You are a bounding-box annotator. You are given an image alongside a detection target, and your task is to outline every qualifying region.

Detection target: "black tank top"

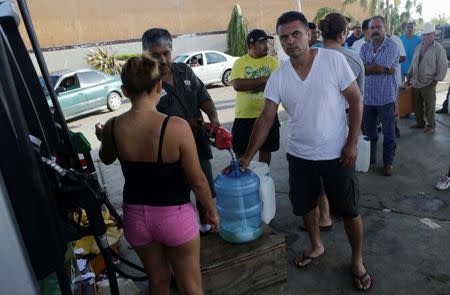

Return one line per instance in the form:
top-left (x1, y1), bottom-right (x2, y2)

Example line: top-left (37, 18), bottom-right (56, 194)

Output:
top-left (111, 116), bottom-right (190, 206)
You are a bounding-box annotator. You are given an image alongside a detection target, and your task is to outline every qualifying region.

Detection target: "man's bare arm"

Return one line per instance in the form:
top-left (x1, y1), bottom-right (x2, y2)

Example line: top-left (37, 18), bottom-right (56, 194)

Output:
top-left (232, 77), bottom-right (268, 92)
top-left (200, 99), bottom-right (220, 128)
top-left (340, 81), bottom-right (363, 167)
top-left (364, 64), bottom-right (395, 75)
top-left (240, 100), bottom-right (278, 169)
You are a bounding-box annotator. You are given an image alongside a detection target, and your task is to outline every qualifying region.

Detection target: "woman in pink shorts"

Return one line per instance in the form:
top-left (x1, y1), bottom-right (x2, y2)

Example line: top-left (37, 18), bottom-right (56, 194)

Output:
top-left (96, 54), bottom-right (220, 295)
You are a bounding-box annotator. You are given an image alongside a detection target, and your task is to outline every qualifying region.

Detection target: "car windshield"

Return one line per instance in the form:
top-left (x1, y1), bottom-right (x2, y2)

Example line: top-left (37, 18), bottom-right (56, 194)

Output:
top-left (173, 55), bottom-right (189, 63)
top-left (39, 75), bottom-right (59, 95)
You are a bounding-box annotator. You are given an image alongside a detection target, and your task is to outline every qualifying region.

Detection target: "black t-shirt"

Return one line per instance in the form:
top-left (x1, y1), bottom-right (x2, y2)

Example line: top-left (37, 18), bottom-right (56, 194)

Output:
top-left (157, 63), bottom-right (213, 160)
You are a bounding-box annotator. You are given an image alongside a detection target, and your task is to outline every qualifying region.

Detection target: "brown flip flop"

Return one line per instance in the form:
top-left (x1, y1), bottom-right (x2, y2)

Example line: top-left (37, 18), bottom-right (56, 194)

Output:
top-left (294, 250), bottom-right (326, 269)
top-left (352, 264), bottom-right (373, 292)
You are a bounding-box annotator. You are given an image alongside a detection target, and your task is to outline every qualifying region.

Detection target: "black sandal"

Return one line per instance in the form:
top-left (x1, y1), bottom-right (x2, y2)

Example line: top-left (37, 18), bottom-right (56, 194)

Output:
top-left (352, 265), bottom-right (373, 292)
top-left (293, 250), bottom-right (326, 269)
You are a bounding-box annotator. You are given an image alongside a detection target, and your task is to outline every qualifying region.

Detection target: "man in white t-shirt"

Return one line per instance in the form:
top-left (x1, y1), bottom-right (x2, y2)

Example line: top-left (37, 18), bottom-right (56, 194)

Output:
top-left (239, 11), bottom-right (372, 291)
top-left (352, 19), bottom-right (371, 54)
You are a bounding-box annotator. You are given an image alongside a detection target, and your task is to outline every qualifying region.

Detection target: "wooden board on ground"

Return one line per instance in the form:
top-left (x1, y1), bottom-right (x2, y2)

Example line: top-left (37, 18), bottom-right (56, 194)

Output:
top-left (200, 225), bottom-right (287, 295)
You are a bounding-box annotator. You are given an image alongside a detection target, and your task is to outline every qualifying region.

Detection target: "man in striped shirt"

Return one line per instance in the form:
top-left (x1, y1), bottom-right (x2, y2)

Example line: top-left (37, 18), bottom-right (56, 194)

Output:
top-left (360, 16), bottom-right (399, 176)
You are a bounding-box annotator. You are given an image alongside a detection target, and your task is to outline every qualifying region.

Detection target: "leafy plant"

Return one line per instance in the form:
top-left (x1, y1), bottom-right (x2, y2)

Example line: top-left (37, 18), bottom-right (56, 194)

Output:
top-left (312, 7), bottom-right (354, 24)
top-left (382, 0), bottom-right (423, 35)
top-left (431, 14), bottom-right (450, 26)
top-left (86, 47), bottom-right (122, 75)
top-left (114, 53), bottom-right (140, 61)
top-left (342, 0), bottom-right (416, 34)
top-left (226, 4), bottom-right (248, 57)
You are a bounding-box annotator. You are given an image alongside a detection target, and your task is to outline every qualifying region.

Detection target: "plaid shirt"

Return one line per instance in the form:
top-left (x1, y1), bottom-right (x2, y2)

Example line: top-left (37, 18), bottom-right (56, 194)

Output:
top-left (360, 37), bottom-right (399, 106)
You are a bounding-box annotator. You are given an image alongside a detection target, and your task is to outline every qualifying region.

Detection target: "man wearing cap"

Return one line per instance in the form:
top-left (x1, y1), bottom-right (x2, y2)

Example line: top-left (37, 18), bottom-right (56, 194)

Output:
top-left (346, 21), bottom-right (364, 47)
top-left (230, 29), bottom-right (280, 164)
top-left (406, 22), bottom-right (448, 134)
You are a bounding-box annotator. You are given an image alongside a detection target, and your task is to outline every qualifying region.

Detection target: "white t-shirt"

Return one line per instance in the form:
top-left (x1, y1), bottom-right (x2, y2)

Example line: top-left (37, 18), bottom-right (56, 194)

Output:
top-left (352, 38), bottom-right (367, 54)
top-left (389, 35), bottom-right (406, 85)
top-left (264, 48), bottom-right (356, 160)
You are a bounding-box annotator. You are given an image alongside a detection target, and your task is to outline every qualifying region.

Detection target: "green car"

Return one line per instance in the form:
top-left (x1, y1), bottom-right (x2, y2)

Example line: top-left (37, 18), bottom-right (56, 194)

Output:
top-left (40, 68), bottom-right (125, 120)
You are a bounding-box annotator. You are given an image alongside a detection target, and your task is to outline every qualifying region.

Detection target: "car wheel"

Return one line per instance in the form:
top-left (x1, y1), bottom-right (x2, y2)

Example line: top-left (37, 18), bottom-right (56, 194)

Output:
top-left (222, 69), bottom-right (232, 86)
top-left (107, 92), bottom-right (122, 111)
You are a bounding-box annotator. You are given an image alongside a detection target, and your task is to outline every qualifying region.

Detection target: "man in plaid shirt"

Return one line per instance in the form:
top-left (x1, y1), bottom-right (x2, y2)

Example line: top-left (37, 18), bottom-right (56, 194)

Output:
top-left (360, 16), bottom-right (399, 176)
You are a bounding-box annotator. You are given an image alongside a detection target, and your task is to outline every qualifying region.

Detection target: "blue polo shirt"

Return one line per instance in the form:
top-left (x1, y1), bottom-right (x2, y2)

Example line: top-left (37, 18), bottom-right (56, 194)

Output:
top-left (346, 33), bottom-right (363, 47)
top-left (400, 34), bottom-right (422, 76)
top-left (360, 37), bottom-right (399, 106)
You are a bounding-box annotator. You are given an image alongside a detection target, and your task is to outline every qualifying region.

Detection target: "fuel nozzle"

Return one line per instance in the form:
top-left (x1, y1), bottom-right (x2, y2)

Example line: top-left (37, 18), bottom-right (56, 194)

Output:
top-left (204, 123), bottom-right (233, 151)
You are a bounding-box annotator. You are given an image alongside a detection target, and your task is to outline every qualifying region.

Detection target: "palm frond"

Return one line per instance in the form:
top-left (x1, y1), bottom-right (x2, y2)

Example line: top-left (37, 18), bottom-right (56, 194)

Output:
top-left (313, 7), bottom-right (340, 24)
top-left (415, 2), bottom-right (423, 15)
top-left (86, 47), bottom-right (122, 75)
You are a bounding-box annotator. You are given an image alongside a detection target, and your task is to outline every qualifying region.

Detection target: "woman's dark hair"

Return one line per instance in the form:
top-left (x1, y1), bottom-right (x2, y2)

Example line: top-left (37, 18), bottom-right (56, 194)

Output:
top-left (318, 12), bottom-right (347, 41)
top-left (276, 11), bottom-right (308, 31)
top-left (121, 54), bottom-right (160, 98)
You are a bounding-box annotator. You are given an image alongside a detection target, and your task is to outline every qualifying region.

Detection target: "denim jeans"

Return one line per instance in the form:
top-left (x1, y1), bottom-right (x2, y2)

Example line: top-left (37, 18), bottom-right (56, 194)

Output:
top-left (363, 103), bottom-right (396, 165)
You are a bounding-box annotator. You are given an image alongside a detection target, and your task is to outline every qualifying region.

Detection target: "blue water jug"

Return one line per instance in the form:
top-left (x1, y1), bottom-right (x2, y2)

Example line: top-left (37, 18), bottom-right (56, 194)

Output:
top-left (215, 161), bottom-right (263, 243)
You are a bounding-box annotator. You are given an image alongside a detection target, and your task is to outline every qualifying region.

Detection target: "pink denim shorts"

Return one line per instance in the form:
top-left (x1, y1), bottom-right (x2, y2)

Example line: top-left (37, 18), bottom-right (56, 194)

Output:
top-left (122, 202), bottom-right (199, 248)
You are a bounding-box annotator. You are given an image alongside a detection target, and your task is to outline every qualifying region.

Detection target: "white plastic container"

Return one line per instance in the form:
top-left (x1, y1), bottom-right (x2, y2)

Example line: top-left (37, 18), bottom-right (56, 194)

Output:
top-left (248, 161), bottom-right (276, 224)
top-left (355, 135), bottom-right (370, 173)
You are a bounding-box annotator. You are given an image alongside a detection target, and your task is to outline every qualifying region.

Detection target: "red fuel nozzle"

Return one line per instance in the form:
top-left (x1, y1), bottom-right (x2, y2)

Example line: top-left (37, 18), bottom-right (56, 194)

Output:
top-left (204, 122), bottom-right (233, 150)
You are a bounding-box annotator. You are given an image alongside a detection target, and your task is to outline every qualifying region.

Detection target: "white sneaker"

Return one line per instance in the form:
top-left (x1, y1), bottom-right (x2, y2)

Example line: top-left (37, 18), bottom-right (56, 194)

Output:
top-left (435, 175), bottom-right (450, 190)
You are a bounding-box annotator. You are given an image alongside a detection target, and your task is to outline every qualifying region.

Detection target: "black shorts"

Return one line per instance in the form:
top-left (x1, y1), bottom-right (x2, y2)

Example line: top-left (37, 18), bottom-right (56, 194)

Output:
top-left (232, 115), bottom-right (280, 155)
top-left (199, 159), bottom-right (215, 198)
top-left (286, 153), bottom-right (360, 218)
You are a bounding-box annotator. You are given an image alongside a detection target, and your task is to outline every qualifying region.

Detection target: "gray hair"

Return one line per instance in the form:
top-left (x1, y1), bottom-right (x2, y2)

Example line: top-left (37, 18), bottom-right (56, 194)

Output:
top-left (141, 28), bottom-right (172, 51)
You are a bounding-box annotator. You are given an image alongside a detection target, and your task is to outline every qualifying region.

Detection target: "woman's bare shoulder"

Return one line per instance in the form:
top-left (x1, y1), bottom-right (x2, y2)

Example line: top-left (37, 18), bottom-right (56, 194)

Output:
top-left (168, 116), bottom-right (190, 130)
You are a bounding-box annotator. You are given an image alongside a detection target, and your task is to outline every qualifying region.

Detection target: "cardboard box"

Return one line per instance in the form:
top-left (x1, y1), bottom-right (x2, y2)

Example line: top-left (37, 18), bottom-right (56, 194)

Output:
top-left (398, 87), bottom-right (414, 118)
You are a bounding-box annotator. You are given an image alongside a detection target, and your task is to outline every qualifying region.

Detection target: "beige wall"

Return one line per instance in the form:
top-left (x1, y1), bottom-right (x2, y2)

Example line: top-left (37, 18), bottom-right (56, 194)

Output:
top-left (20, 0), bottom-right (368, 48)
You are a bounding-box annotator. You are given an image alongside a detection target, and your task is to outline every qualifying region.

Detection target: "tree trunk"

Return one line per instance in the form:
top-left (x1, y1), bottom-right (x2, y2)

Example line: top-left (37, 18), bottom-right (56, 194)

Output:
top-left (386, 0), bottom-right (391, 34)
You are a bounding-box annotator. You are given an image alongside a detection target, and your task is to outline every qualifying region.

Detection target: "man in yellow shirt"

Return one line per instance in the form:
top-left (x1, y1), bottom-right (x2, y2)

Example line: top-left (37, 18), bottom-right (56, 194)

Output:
top-left (230, 29), bottom-right (280, 164)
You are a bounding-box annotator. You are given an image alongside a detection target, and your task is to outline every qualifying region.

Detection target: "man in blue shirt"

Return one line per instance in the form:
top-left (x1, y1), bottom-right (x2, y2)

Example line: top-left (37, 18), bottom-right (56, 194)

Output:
top-left (346, 21), bottom-right (364, 47)
top-left (400, 22), bottom-right (422, 81)
top-left (360, 16), bottom-right (399, 176)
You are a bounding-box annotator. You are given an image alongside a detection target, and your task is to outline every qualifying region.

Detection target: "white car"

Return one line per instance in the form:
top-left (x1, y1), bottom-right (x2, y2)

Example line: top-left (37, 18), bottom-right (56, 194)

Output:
top-left (173, 50), bottom-right (238, 86)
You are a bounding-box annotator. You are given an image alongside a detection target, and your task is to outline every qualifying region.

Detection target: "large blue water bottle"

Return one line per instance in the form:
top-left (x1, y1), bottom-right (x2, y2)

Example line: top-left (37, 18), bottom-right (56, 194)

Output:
top-left (215, 160), bottom-right (263, 243)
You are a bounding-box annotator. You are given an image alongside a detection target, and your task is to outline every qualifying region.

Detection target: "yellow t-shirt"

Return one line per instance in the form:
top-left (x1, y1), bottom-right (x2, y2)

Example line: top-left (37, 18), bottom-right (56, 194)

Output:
top-left (230, 54), bottom-right (279, 118)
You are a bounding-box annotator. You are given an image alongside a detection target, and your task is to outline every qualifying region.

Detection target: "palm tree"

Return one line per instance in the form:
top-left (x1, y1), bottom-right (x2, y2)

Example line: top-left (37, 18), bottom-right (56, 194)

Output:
top-left (343, 0), bottom-right (401, 33)
top-left (312, 7), bottom-right (354, 24)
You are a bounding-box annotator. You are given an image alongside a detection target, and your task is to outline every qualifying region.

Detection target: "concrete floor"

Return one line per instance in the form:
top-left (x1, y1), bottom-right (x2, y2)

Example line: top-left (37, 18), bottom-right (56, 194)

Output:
top-left (95, 90), bottom-right (450, 294)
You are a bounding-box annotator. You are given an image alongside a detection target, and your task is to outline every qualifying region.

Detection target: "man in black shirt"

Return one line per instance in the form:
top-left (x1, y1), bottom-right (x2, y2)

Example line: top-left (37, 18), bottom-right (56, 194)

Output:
top-left (142, 28), bottom-right (220, 233)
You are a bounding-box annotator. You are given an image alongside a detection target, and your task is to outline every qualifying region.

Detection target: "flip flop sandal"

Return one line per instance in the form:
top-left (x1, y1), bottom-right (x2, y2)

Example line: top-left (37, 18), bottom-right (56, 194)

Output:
top-left (352, 266), bottom-right (373, 292)
top-left (293, 250), bottom-right (326, 269)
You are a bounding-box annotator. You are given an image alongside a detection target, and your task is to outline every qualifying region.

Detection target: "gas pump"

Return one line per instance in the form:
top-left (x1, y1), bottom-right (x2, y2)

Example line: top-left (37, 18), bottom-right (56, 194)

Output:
top-left (0, 1), bottom-right (146, 294)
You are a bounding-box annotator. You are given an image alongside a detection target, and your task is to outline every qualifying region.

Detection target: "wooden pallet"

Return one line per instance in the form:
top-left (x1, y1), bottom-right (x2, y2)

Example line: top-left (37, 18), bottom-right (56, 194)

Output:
top-left (200, 225), bottom-right (287, 295)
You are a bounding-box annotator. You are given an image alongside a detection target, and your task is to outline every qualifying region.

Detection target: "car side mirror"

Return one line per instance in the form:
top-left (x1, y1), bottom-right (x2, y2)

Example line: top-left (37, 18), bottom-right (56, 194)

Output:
top-left (55, 87), bottom-right (66, 94)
